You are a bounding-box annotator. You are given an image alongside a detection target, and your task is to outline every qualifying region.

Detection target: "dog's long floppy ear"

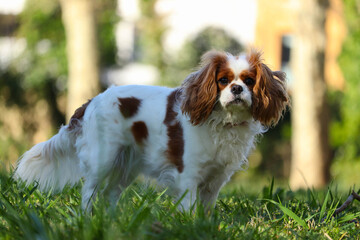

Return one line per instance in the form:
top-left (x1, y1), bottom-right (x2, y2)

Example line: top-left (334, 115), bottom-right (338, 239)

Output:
top-left (248, 50), bottom-right (290, 126)
top-left (181, 51), bottom-right (227, 125)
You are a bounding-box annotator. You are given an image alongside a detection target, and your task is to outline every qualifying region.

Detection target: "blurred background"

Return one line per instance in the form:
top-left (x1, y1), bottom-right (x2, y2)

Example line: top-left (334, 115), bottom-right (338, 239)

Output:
top-left (0, 0), bottom-right (359, 191)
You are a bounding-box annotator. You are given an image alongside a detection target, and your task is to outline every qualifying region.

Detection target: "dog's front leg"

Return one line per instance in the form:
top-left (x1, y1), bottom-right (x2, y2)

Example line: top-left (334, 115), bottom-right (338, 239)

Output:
top-left (198, 171), bottom-right (233, 210)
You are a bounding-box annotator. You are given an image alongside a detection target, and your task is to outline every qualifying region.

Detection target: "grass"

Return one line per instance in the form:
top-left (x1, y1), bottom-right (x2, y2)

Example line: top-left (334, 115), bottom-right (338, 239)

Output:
top-left (0, 170), bottom-right (359, 240)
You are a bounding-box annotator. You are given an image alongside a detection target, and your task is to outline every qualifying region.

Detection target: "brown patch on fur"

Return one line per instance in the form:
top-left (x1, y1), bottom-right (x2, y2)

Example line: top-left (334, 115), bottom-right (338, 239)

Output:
top-left (68, 99), bottom-right (92, 130)
top-left (164, 89), bottom-right (181, 125)
top-left (247, 49), bottom-right (290, 126)
top-left (166, 122), bottom-right (184, 173)
top-left (118, 97), bottom-right (141, 118)
top-left (131, 121), bottom-right (148, 145)
top-left (181, 51), bottom-right (228, 125)
top-left (164, 89), bottom-right (184, 173)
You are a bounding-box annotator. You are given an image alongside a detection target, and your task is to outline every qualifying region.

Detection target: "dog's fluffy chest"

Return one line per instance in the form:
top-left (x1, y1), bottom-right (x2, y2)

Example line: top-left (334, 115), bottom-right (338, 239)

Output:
top-left (180, 120), bottom-right (262, 177)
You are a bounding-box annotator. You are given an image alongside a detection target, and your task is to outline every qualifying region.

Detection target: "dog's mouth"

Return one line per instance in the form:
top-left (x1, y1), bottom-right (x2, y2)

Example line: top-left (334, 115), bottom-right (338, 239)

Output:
top-left (225, 97), bottom-right (251, 110)
top-left (221, 94), bottom-right (251, 110)
top-left (229, 97), bottom-right (245, 105)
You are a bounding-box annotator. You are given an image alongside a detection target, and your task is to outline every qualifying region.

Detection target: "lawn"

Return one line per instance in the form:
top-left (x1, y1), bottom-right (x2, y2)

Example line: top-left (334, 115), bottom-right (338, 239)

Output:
top-left (0, 170), bottom-right (359, 240)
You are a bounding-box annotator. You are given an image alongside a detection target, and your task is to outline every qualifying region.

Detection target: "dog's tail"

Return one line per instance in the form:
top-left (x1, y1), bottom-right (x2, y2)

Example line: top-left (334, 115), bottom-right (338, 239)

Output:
top-left (14, 125), bottom-right (81, 192)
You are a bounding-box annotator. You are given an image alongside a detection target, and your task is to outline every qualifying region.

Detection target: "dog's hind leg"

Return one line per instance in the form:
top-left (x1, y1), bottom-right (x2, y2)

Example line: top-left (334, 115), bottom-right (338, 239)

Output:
top-left (102, 146), bottom-right (141, 207)
top-left (77, 132), bottom-right (125, 211)
top-left (81, 176), bottom-right (99, 212)
top-left (80, 147), bottom-right (123, 212)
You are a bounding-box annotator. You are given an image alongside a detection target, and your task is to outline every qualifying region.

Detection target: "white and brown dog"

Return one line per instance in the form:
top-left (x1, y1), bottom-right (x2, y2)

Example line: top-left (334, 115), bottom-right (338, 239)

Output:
top-left (15, 49), bottom-right (289, 211)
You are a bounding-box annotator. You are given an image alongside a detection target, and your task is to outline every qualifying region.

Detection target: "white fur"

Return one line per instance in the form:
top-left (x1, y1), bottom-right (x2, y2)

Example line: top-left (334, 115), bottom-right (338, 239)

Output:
top-left (227, 53), bottom-right (249, 75)
top-left (15, 126), bottom-right (81, 191)
top-left (15, 54), bottom-right (269, 211)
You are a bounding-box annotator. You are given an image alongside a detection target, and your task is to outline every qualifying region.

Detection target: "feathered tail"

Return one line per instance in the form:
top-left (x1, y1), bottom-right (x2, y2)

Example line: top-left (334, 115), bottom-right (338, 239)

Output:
top-left (14, 125), bottom-right (81, 191)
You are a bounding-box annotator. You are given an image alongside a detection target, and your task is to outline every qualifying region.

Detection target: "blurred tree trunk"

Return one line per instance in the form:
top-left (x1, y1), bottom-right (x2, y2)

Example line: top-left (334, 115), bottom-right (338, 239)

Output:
top-left (60, 0), bottom-right (100, 121)
top-left (290, 0), bottom-right (330, 189)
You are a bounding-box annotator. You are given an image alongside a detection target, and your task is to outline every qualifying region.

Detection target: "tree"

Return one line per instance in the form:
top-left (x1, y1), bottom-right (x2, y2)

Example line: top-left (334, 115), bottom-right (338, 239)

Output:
top-left (59, 0), bottom-right (101, 120)
top-left (290, 0), bottom-right (330, 189)
top-left (331, 0), bottom-right (360, 185)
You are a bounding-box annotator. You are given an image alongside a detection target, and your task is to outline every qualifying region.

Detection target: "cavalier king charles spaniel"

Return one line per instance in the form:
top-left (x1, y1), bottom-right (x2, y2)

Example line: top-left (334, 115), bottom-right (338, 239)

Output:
top-left (15, 49), bottom-right (289, 211)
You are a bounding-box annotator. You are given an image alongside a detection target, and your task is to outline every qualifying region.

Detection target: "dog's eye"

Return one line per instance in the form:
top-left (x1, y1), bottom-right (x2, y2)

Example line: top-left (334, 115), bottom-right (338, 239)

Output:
top-left (218, 77), bottom-right (229, 85)
top-left (244, 78), bottom-right (255, 86)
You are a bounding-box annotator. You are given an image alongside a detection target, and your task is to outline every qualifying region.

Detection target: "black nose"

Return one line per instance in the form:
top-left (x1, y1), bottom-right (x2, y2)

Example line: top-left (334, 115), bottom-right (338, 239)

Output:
top-left (231, 85), bottom-right (243, 95)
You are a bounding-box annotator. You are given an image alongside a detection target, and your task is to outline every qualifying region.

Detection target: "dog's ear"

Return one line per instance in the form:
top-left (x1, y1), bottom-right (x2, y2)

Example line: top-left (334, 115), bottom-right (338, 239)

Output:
top-left (181, 51), bottom-right (227, 125)
top-left (248, 50), bottom-right (290, 126)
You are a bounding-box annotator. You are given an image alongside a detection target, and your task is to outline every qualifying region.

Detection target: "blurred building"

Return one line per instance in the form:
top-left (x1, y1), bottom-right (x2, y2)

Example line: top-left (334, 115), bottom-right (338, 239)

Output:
top-left (255, 0), bottom-right (346, 90)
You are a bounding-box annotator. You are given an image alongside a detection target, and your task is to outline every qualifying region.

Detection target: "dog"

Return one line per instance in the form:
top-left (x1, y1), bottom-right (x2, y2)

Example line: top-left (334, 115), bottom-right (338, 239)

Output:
top-left (15, 49), bottom-right (289, 211)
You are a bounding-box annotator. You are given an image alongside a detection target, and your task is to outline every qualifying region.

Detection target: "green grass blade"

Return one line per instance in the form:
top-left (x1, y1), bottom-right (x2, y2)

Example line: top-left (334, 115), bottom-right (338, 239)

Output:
top-left (268, 177), bottom-right (274, 199)
top-left (267, 199), bottom-right (308, 229)
top-left (169, 189), bottom-right (188, 214)
top-left (337, 212), bottom-right (360, 224)
top-left (319, 189), bottom-right (330, 223)
top-left (127, 201), bottom-right (151, 231)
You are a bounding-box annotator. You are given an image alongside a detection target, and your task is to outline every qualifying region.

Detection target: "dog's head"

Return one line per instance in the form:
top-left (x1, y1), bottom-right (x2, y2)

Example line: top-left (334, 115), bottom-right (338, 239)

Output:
top-left (181, 49), bottom-right (289, 126)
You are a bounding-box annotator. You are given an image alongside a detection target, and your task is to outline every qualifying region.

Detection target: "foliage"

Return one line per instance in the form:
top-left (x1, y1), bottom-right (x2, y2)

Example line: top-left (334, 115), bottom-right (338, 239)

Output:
top-left (94, 0), bottom-right (119, 67)
top-left (17, 0), bottom-right (67, 93)
top-left (0, 0), bottom-right (118, 167)
top-left (177, 27), bottom-right (244, 69)
top-left (330, 0), bottom-right (360, 185)
top-left (256, 111), bottom-right (292, 178)
top-left (136, 0), bottom-right (167, 68)
top-left (1, 170), bottom-right (359, 239)
top-left (16, 0), bottom-right (118, 91)
top-left (162, 27), bottom-right (244, 87)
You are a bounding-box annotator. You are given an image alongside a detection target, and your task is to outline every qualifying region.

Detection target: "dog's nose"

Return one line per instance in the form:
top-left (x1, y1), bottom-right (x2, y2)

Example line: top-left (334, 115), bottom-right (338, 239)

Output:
top-left (231, 85), bottom-right (243, 95)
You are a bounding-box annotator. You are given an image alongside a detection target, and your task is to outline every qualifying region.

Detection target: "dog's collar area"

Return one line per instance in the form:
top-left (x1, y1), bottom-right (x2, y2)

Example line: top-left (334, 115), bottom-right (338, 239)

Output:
top-left (224, 121), bottom-right (248, 128)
